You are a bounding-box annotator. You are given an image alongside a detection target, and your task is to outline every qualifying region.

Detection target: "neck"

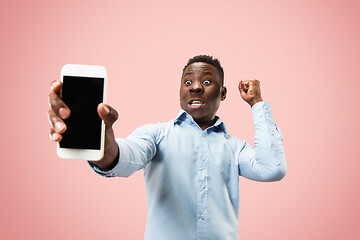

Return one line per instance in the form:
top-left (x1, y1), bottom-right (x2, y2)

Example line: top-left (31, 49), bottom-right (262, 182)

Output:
top-left (196, 117), bottom-right (218, 130)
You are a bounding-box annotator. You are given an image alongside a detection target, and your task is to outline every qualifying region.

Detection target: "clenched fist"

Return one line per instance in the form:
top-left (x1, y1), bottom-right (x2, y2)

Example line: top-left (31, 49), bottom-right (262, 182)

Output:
top-left (238, 79), bottom-right (263, 107)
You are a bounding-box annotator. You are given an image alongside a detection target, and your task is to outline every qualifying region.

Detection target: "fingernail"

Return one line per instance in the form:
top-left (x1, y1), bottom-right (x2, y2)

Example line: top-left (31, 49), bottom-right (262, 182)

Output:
top-left (103, 106), bottom-right (110, 115)
top-left (54, 122), bottom-right (64, 132)
top-left (51, 81), bottom-right (58, 91)
top-left (59, 107), bottom-right (69, 118)
top-left (53, 133), bottom-right (60, 141)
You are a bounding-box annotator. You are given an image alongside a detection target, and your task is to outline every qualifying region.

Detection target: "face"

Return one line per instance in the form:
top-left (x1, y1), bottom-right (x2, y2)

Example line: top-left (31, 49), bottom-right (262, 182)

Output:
top-left (180, 62), bottom-right (227, 130)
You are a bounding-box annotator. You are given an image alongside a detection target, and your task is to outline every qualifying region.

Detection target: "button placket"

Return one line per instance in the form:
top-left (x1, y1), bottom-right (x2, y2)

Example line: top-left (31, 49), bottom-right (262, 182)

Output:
top-left (196, 132), bottom-right (208, 238)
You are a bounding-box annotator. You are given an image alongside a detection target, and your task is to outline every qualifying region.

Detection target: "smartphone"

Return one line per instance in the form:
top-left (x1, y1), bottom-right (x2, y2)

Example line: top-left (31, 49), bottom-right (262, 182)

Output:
top-left (57, 64), bottom-right (107, 160)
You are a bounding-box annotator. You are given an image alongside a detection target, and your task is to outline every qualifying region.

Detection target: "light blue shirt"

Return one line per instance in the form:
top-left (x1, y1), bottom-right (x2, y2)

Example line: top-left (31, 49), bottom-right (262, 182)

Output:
top-left (90, 101), bottom-right (287, 240)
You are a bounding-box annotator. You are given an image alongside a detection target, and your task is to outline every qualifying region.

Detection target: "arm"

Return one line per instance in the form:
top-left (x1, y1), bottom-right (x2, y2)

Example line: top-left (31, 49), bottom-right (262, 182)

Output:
top-left (237, 80), bottom-right (287, 182)
top-left (49, 80), bottom-right (157, 177)
top-left (90, 124), bottom-right (159, 177)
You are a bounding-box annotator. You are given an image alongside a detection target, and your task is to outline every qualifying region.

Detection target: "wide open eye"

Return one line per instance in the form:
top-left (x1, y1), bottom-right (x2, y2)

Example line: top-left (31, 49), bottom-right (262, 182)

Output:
top-left (185, 80), bottom-right (192, 86)
top-left (203, 80), bottom-right (211, 85)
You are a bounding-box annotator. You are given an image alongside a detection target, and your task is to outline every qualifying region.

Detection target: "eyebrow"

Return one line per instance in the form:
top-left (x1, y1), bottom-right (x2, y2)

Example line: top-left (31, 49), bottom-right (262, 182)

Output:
top-left (203, 71), bottom-right (214, 76)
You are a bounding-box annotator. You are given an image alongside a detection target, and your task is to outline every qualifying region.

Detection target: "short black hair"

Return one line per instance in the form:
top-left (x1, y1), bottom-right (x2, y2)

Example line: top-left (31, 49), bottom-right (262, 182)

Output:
top-left (182, 55), bottom-right (224, 85)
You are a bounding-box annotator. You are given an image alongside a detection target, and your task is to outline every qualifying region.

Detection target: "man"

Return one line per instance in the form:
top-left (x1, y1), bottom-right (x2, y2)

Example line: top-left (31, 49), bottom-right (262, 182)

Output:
top-left (48, 55), bottom-right (287, 240)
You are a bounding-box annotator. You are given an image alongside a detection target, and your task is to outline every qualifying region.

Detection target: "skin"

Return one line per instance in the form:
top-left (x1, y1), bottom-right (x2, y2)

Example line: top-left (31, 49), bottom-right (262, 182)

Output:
top-left (48, 61), bottom-right (263, 169)
top-left (180, 62), bottom-right (227, 130)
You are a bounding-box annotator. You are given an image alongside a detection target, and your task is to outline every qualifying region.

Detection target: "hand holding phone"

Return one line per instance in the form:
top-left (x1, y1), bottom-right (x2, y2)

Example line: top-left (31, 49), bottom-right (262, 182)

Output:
top-left (48, 64), bottom-right (119, 164)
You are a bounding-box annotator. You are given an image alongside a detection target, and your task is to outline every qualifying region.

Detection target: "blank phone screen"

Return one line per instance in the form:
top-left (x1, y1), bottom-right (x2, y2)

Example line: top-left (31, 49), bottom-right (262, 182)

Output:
top-left (60, 76), bottom-right (104, 150)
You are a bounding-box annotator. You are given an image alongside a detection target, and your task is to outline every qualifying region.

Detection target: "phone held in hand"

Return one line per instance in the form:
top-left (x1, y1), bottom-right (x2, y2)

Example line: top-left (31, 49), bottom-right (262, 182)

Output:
top-left (57, 64), bottom-right (107, 160)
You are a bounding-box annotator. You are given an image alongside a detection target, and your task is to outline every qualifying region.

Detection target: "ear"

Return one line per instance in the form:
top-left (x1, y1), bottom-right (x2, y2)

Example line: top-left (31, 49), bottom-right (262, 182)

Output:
top-left (221, 86), bottom-right (227, 101)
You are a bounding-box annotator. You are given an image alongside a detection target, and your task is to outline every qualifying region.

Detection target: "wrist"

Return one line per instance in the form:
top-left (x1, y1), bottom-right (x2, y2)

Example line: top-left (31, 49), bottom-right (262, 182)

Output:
top-left (249, 97), bottom-right (263, 107)
top-left (89, 143), bottom-right (119, 171)
top-left (99, 147), bottom-right (119, 171)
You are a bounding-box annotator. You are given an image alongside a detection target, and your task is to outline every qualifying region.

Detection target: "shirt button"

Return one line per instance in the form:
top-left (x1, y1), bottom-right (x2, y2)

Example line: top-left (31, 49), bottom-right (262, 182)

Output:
top-left (200, 184), bottom-right (206, 189)
top-left (200, 215), bottom-right (205, 220)
top-left (271, 131), bottom-right (274, 136)
top-left (202, 157), bottom-right (206, 161)
top-left (201, 132), bottom-right (206, 137)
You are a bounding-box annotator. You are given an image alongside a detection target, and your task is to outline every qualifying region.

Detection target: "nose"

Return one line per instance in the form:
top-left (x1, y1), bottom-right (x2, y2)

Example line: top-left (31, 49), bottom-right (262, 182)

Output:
top-left (189, 82), bottom-right (203, 93)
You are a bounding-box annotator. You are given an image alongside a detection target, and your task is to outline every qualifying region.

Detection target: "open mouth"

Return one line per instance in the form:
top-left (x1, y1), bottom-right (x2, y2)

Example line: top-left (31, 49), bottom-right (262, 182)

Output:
top-left (188, 99), bottom-right (205, 109)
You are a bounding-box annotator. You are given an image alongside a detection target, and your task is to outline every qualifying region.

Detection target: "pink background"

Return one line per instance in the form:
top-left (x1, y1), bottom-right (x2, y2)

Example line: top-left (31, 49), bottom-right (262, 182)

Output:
top-left (1, 0), bottom-right (359, 239)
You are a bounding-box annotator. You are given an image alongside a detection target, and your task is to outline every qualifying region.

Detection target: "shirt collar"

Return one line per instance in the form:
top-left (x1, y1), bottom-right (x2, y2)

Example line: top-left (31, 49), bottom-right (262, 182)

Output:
top-left (174, 109), bottom-right (228, 136)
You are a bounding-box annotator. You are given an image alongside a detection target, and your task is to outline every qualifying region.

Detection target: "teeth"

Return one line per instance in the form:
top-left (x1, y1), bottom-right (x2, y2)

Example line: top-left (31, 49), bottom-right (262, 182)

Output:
top-left (191, 100), bottom-right (203, 105)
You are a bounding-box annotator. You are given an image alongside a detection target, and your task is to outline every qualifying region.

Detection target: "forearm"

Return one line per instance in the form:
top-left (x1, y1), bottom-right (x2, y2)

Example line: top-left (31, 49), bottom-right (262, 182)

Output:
top-left (88, 139), bottom-right (146, 178)
top-left (239, 102), bottom-right (287, 181)
top-left (249, 97), bottom-right (263, 108)
top-left (88, 124), bottom-right (159, 178)
top-left (88, 140), bottom-right (119, 171)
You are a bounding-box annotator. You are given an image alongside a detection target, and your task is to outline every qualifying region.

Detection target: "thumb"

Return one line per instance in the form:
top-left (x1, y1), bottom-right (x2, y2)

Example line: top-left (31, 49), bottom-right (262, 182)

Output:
top-left (98, 103), bottom-right (119, 129)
